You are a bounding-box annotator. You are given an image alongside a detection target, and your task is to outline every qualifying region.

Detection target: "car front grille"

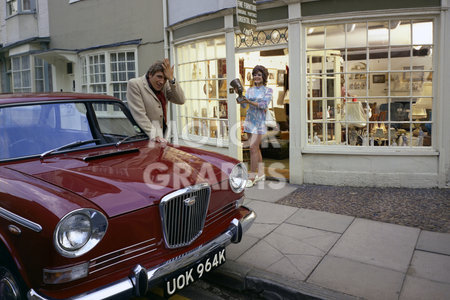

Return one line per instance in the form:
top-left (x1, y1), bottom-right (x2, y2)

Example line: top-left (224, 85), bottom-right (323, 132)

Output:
top-left (159, 183), bottom-right (211, 249)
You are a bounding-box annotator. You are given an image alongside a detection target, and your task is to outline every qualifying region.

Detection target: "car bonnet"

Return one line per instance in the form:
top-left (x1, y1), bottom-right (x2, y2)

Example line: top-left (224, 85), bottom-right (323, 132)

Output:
top-left (6, 144), bottom-right (227, 217)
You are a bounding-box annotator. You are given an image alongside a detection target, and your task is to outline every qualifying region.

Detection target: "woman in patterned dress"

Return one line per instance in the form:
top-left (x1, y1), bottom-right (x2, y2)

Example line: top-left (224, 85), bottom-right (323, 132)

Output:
top-left (240, 65), bottom-right (273, 187)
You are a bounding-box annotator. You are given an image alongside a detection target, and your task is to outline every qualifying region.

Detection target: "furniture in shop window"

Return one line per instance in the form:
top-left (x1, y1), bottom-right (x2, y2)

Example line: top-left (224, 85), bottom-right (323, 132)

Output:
top-left (306, 50), bottom-right (342, 144)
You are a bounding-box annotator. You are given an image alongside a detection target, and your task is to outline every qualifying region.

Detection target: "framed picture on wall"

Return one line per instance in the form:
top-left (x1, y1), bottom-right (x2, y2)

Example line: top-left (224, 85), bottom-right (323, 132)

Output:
top-left (372, 74), bottom-right (386, 84)
top-left (403, 66), bottom-right (424, 82)
top-left (277, 70), bottom-right (285, 86)
top-left (244, 68), bottom-right (253, 86)
top-left (268, 69), bottom-right (277, 85)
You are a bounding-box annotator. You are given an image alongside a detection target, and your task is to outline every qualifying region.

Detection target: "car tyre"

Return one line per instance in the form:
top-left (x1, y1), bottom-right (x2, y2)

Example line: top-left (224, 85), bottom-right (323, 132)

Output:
top-left (0, 265), bottom-right (26, 300)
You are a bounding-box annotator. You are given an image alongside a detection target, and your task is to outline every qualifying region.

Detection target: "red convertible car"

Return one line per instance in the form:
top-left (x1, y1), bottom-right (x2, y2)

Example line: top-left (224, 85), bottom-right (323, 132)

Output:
top-left (0, 93), bottom-right (254, 299)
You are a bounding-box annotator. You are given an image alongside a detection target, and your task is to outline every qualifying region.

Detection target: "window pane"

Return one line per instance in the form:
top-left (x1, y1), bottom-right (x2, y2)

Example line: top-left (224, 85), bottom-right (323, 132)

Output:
top-left (368, 22), bottom-right (388, 46)
top-left (413, 21), bottom-right (433, 45)
top-left (325, 25), bottom-right (345, 49)
top-left (306, 26), bottom-right (324, 49)
top-left (391, 20), bottom-right (411, 46)
top-left (347, 23), bottom-right (366, 48)
top-left (22, 0), bottom-right (31, 10)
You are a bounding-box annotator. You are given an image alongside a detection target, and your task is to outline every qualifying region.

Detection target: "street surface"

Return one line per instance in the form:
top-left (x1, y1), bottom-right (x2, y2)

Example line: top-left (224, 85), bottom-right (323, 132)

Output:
top-left (134, 278), bottom-right (261, 300)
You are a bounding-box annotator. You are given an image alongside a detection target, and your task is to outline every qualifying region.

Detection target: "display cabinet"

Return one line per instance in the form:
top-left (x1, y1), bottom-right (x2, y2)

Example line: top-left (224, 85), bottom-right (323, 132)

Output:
top-left (306, 50), bottom-right (342, 144)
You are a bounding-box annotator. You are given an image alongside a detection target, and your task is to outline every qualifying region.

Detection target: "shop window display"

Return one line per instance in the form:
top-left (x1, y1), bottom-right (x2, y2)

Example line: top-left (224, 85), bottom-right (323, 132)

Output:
top-left (306, 20), bottom-right (433, 147)
top-left (175, 37), bottom-right (229, 143)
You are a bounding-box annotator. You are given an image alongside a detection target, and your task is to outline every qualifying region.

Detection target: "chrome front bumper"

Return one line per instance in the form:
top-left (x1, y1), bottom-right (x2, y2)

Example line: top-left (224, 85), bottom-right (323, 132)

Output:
top-left (28, 208), bottom-right (256, 300)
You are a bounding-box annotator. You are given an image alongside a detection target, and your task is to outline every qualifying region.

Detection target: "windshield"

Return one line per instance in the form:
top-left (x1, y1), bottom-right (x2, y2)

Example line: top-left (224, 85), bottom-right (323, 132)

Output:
top-left (0, 101), bottom-right (146, 160)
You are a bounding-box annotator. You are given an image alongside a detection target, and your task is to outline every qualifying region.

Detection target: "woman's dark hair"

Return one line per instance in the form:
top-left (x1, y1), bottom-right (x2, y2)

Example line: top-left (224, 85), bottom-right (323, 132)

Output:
top-left (252, 65), bottom-right (269, 86)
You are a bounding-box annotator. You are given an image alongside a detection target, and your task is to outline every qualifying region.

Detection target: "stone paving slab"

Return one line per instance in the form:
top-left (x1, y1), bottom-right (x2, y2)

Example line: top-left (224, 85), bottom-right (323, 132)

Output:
top-left (226, 234), bottom-right (259, 261)
top-left (408, 250), bottom-right (450, 284)
top-left (237, 223), bottom-right (340, 281)
top-left (236, 239), bottom-right (285, 270)
top-left (308, 255), bottom-right (404, 300)
top-left (287, 208), bottom-right (355, 233)
top-left (244, 181), bottom-right (297, 203)
top-left (416, 230), bottom-right (450, 255)
top-left (329, 218), bottom-right (420, 272)
top-left (244, 222), bottom-right (278, 239)
top-left (399, 275), bottom-right (450, 300)
top-left (244, 200), bottom-right (298, 225)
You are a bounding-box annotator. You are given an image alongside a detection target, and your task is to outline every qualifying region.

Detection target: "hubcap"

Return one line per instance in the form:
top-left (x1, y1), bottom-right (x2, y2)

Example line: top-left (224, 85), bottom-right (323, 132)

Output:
top-left (0, 267), bottom-right (20, 300)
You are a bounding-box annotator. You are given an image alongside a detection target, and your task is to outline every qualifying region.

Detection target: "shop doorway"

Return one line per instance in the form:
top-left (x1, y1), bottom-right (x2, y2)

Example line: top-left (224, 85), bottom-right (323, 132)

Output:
top-left (236, 49), bottom-right (289, 180)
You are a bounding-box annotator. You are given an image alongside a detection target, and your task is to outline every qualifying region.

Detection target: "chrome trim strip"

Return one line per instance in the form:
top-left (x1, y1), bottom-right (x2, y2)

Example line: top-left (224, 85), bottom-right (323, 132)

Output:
top-left (89, 238), bottom-right (156, 262)
top-left (89, 249), bottom-right (158, 275)
top-left (27, 209), bottom-right (256, 300)
top-left (89, 243), bottom-right (158, 269)
top-left (0, 207), bottom-right (42, 232)
top-left (205, 205), bottom-right (235, 228)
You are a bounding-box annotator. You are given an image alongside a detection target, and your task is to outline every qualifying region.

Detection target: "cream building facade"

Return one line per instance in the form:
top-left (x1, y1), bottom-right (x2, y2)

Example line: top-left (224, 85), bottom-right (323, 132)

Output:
top-left (165, 0), bottom-right (450, 188)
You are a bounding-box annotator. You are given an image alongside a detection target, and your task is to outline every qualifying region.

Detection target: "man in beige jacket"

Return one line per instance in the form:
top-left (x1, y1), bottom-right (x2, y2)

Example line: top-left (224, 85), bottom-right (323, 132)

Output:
top-left (127, 58), bottom-right (185, 143)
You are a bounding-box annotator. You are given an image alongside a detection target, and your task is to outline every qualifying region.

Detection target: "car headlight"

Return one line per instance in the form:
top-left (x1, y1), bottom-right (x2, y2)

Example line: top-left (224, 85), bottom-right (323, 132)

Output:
top-left (229, 162), bottom-right (248, 193)
top-left (54, 209), bottom-right (108, 258)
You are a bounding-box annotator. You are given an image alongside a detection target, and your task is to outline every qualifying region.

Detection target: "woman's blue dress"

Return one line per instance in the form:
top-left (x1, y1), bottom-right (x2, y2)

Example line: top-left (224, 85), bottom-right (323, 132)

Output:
top-left (241, 86), bottom-right (273, 135)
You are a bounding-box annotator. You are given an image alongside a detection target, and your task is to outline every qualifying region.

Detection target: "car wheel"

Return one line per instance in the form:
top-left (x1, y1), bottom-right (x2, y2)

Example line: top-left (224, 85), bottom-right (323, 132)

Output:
top-left (0, 266), bottom-right (25, 300)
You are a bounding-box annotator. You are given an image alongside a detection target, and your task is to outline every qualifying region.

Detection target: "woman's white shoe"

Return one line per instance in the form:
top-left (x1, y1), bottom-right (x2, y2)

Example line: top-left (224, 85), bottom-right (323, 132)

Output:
top-left (245, 178), bottom-right (254, 188)
top-left (254, 174), bottom-right (266, 183)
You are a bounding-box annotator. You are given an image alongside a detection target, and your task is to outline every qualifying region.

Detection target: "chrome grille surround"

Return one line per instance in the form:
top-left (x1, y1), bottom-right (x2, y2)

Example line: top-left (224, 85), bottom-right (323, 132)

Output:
top-left (159, 183), bottom-right (211, 249)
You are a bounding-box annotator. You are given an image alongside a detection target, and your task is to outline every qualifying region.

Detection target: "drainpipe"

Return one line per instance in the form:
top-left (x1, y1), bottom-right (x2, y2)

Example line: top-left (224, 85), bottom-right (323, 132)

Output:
top-left (163, 0), bottom-right (169, 59)
top-left (163, 0), bottom-right (176, 141)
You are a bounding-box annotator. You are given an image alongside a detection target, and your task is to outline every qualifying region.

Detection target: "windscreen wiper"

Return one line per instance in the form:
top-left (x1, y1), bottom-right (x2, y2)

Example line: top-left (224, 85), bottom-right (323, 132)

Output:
top-left (40, 139), bottom-right (100, 160)
top-left (115, 133), bottom-right (148, 147)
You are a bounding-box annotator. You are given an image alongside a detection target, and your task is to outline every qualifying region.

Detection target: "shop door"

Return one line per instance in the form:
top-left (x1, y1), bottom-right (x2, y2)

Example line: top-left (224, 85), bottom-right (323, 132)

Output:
top-left (236, 49), bottom-right (289, 180)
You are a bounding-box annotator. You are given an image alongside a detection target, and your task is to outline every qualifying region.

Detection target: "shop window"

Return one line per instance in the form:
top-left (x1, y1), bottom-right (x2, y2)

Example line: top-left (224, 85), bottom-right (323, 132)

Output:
top-left (306, 20), bottom-right (433, 148)
top-left (175, 36), bottom-right (229, 143)
top-left (11, 55), bottom-right (31, 93)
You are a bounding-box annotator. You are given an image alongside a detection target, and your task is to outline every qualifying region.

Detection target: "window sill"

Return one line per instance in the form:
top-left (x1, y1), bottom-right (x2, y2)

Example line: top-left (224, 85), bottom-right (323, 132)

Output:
top-left (6, 11), bottom-right (36, 20)
top-left (177, 135), bottom-right (229, 148)
top-left (302, 145), bottom-right (439, 156)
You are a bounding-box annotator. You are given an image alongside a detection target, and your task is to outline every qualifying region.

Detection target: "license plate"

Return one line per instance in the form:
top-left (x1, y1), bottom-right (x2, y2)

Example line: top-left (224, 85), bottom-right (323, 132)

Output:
top-left (164, 247), bottom-right (226, 296)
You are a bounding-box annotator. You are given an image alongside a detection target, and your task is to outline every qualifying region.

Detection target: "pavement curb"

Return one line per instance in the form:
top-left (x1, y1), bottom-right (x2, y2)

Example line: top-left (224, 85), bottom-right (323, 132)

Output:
top-left (208, 261), bottom-right (360, 300)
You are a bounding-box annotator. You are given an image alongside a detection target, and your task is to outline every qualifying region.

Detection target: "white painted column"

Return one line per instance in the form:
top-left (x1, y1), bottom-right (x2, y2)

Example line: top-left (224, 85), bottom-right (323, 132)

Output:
top-left (438, 0), bottom-right (450, 187)
top-left (288, 2), bottom-right (303, 184)
top-left (225, 14), bottom-right (242, 160)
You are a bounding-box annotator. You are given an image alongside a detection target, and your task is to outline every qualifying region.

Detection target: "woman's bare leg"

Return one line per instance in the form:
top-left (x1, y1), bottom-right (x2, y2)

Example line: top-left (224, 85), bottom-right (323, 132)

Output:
top-left (248, 133), bottom-right (263, 178)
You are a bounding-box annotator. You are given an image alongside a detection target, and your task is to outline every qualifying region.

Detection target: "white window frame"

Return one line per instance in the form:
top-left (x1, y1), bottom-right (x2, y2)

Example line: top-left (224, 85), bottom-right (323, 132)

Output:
top-left (6, 0), bottom-right (34, 17)
top-left (303, 17), bottom-right (435, 150)
top-left (11, 55), bottom-right (31, 92)
top-left (81, 47), bottom-right (137, 101)
top-left (109, 51), bottom-right (137, 104)
top-left (174, 35), bottom-right (229, 146)
top-left (34, 57), bottom-right (52, 92)
top-left (80, 47), bottom-right (137, 115)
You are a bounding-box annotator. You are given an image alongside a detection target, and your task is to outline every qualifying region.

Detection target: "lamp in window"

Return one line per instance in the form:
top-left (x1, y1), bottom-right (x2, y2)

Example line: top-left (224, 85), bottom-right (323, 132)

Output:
top-left (345, 101), bottom-right (367, 128)
top-left (411, 98), bottom-right (430, 120)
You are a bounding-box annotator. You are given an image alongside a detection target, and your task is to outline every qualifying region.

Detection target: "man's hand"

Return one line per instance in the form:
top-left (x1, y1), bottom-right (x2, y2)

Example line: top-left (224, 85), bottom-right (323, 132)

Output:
top-left (155, 136), bottom-right (168, 143)
top-left (162, 58), bottom-right (174, 82)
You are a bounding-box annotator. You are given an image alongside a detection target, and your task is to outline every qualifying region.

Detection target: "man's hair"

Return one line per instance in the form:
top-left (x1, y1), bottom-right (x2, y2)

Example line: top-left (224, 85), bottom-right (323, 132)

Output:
top-left (147, 61), bottom-right (165, 76)
top-left (252, 65), bottom-right (269, 86)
